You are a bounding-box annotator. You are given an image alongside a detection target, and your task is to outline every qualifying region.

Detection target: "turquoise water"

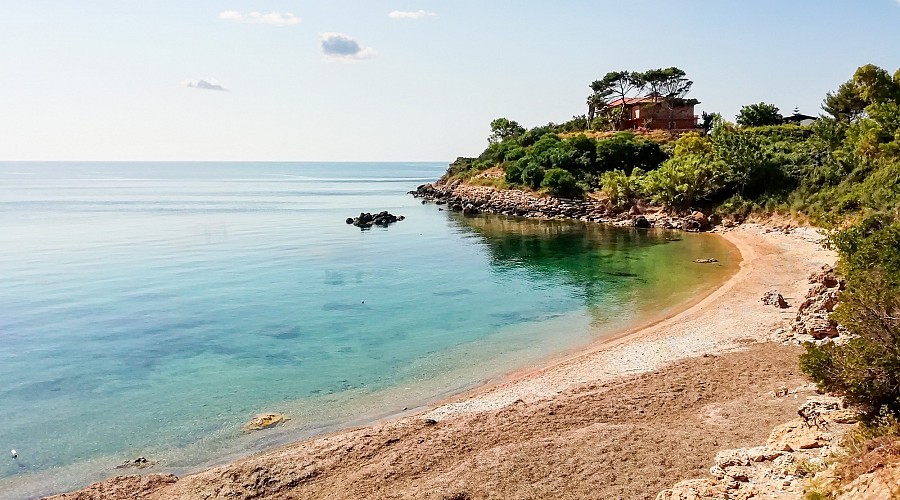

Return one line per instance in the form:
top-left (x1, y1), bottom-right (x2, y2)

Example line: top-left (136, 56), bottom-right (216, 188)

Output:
top-left (0, 162), bottom-right (736, 498)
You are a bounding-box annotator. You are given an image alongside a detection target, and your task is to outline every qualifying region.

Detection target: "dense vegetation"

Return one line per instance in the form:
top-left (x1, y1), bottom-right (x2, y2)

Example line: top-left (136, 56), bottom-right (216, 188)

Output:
top-left (450, 64), bottom-right (900, 226)
top-left (800, 215), bottom-right (900, 417)
top-left (450, 64), bottom-right (900, 427)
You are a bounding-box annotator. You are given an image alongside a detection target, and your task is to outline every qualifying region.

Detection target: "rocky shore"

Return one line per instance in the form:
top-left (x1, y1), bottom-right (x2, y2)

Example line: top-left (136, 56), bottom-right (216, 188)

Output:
top-left (409, 179), bottom-right (715, 231)
top-left (658, 263), bottom-right (864, 500)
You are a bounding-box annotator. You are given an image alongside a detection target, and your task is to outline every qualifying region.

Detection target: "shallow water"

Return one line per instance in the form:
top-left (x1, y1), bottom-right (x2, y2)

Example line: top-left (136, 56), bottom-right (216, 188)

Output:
top-left (0, 162), bottom-right (737, 498)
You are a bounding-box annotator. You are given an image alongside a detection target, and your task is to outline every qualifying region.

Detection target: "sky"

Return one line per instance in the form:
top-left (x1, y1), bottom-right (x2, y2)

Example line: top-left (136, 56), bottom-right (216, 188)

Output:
top-left (1, 1), bottom-right (900, 162)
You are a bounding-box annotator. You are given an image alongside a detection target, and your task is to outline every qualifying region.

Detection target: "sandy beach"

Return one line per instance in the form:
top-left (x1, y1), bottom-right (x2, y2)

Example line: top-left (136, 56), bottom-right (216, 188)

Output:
top-left (50, 223), bottom-right (836, 500)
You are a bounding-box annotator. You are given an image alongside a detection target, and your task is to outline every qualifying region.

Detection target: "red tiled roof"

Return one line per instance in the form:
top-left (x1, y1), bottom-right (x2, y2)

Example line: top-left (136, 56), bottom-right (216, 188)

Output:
top-left (605, 96), bottom-right (700, 108)
top-left (605, 97), bottom-right (659, 107)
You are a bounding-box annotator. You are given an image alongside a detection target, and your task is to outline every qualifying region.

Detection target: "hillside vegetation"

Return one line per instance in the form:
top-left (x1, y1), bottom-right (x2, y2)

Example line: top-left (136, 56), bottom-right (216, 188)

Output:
top-left (448, 64), bottom-right (900, 225)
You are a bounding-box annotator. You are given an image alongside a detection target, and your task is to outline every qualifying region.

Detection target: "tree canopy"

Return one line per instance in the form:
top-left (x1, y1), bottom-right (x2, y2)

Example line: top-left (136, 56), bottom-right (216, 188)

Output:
top-left (587, 67), bottom-right (694, 130)
top-left (488, 118), bottom-right (526, 144)
top-left (736, 102), bottom-right (783, 127)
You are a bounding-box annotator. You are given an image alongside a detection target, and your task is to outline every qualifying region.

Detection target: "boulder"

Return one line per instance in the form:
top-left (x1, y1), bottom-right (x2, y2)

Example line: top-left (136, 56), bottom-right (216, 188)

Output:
top-left (462, 204), bottom-right (480, 215)
top-left (715, 449), bottom-right (750, 468)
top-left (690, 211), bottom-right (710, 230)
top-left (806, 316), bottom-right (840, 340)
top-left (761, 290), bottom-right (789, 309)
top-left (633, 215), bottom-right (651, 228)
top-left (766, 419), bottom-right (829, 452)
top-left (745, 446), bottom-right (783, 463)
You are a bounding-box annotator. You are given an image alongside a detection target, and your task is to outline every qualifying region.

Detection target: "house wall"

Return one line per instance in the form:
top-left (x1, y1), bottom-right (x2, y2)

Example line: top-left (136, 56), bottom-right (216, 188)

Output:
top-left (620, 103), bottom-right (697, 130)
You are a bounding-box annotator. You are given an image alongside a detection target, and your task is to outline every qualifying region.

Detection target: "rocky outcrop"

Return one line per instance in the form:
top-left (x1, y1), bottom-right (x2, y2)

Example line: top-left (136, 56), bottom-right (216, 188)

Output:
top-left (773, 265), bottom-right (847, 345)
top-left (761, 290), bottom-right (789, 309)
top-left (346, 211), bottom-right (405, 229)
top-left (835, 463), bottom-right (900, 499)
top-left (409, 180), bottom-right (713, 231)
top-left (657, 395), bottom-right (858, 500)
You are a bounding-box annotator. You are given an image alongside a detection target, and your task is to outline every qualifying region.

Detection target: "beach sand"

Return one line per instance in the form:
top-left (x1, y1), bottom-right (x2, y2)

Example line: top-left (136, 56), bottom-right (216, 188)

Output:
top-left (49, 224), bottom-right (836, 500)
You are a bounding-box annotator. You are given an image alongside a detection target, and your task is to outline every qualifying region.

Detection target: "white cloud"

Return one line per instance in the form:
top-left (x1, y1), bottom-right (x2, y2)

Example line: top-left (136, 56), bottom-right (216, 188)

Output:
top-left (218, 11), bottom-right (301, 26)
top-left (184, 79), bottom-right (229, 92)
top-left (388, 10), bottom-right (437, 19)
top-left (320, 33), bottom-right (377, 61)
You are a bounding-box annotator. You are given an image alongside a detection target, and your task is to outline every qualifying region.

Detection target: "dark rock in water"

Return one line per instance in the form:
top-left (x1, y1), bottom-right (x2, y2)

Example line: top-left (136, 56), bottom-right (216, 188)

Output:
top-left (345, 211), bottom-right (405, 229)
top-left (463, 204), bottom-right (480, 215)
top-left (115, 456), bottom-right (157, 470)
top-left (633, 215), bottom-right (651, 228)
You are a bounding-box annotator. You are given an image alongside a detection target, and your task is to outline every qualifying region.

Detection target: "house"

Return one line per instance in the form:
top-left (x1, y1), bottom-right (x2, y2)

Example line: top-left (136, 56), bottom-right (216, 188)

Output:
top-left (783, 113), bottom-right (818, 127)
top-left (606, 96), bottom-right (700, 130)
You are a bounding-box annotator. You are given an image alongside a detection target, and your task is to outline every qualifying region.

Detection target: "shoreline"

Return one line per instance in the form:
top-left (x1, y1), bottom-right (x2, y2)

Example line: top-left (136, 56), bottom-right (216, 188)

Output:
top-left (48, 221), bottom-right (836, 499)
top-left (417, 231), bottom-right (742, 420)
top-left (417, 224), bottom-right (805, 423)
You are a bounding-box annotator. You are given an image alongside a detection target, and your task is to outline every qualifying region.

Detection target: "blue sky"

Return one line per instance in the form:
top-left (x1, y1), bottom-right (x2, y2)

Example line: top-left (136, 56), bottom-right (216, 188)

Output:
top-left (1, 1), bottom-right (899, 161)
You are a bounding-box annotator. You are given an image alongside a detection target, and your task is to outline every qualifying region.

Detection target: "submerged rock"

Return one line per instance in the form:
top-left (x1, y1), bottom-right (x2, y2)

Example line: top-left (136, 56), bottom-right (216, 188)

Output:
top-left (114, 456), bottom-right (158, 470)
top-left (244, 413), bottom-right (288, 431)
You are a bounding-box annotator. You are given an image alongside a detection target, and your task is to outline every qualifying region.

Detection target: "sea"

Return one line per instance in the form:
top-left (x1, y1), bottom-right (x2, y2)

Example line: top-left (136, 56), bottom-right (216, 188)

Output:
top-left (0, 162), bottom-right (737, 498)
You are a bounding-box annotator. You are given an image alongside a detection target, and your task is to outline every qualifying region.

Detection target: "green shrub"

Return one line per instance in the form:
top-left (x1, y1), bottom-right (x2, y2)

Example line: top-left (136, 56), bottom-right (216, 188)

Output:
top-left (595, 132), bottom-right (668, 173)
top-left (541, 168), bottom-right (581, 198)
top-left (640, 152), bottom-right (727, 210)
top-left (504, 159), bottom-right (525, 186)
top-left (447, 157), bottom-right (478, 177)
top-left (521, 163), bottom-right (546, 190)
top-left (600, 168), bottom-right (644, 208)
top-left (800, 215), bottom-right (900, 417)
top-left (715, 195), bottom-right (754, 220)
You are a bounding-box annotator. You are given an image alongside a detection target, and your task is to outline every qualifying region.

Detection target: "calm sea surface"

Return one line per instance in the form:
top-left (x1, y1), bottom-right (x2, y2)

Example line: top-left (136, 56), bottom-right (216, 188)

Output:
top-left (0, 162), bottom-right (737, 498)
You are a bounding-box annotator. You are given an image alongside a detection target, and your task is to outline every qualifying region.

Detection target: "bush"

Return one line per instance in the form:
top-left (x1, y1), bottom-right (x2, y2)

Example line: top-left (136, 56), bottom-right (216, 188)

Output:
top-left (595, 132), bottom-right (668, 173)
top-left (446, 157), bottom-right (477, 178)
top-left (521, 163), bottom-right (546, 189)
top-left (639, 134), bottom-right (727, 209)
top-left (541, 168), bottom-right (581, 197)
top-left (800, 215), bottom-right (900, 417)
top-left (600, 169), bottom-right (643, 208)
top-left (715, 195), bottom-right (754, 221)
top-left (503, 160), bottom-right (525, 186)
